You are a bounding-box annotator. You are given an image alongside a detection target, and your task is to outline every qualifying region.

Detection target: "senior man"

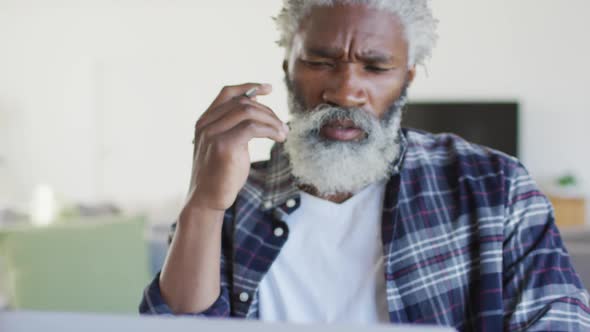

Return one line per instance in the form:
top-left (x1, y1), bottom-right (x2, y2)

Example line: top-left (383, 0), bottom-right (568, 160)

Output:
top-left (140, 0), bottom-right (590, 330)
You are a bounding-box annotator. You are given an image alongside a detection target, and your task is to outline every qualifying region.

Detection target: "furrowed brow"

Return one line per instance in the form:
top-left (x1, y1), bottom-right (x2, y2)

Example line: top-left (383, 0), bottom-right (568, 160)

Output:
top-left (358, 50), bottom-right (395, 64)
top-left (304, 46), bottom-right (343, 59)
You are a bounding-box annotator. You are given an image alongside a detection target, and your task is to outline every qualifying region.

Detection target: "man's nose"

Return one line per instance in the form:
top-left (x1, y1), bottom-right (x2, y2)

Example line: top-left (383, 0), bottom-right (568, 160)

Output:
top-left (321, 65), bottom-right (368, 108)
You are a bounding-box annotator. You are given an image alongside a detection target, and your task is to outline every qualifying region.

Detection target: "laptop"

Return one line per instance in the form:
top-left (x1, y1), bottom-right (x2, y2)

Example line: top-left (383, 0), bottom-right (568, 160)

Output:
top-left (0, 311), bottom-right (456, 332)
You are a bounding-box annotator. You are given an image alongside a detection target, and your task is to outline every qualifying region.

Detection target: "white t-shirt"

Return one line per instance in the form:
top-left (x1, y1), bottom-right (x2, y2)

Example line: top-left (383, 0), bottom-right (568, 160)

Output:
top-left (258, 181), bottom-right (390, 324)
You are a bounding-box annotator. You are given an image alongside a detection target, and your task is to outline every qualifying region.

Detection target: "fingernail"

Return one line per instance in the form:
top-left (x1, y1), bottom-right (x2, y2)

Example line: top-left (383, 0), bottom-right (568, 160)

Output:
top-left (261, 83), bottom-right (272, 90)
top-left (282, 123), bottom-right (290, 133)
top-left (277, 130), bottom-right (286, 141)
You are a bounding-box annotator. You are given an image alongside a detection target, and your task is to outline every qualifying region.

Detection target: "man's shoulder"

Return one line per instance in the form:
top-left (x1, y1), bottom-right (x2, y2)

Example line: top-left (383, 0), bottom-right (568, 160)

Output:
top-left (403, 128), bottom-right (523, 178)
top-left (401, 129), bottom-right (545, 234)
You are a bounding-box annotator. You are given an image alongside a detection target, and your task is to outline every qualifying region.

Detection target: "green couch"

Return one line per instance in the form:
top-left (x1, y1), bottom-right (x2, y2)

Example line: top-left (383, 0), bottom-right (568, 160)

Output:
top-left (0, 217), bottom-right (151, 314)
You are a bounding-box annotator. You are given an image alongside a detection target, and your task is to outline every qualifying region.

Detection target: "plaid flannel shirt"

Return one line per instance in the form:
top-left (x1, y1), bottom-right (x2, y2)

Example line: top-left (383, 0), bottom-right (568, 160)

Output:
top-left (140, 128), bottom-right (590, 331)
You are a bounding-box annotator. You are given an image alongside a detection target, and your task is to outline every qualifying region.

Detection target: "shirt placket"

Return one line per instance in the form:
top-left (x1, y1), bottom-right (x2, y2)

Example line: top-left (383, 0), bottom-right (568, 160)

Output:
top-left (231, 196), bottom-right (301, 318)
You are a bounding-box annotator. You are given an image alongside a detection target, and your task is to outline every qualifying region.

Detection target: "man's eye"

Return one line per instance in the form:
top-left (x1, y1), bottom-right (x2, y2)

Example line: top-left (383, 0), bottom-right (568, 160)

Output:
top-left (365, 66), bottom-right (392, 72)
top-left (303, 60), bottom-right (334, 68)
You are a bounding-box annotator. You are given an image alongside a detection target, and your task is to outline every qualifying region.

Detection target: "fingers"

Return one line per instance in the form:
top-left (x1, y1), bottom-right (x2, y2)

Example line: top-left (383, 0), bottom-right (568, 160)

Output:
top-left (201, 104), bottom-right (287, 140)
top-left (193, 82), bottom-right (285, 152)
top-left (206, 83), bottom-right (272, 112)
top-left (194, 107), bottom-right (288, 150)
top-left (214, 120), bottom-right (286, 147)
top-left (196, 96), bottom-right (284, 134)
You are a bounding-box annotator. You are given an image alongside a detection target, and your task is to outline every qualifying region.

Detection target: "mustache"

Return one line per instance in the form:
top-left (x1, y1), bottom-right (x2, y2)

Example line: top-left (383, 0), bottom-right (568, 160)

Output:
top-left (285, 76), bottom-right (411, 142)
top-left (305, 105), bottom-right (378, 134)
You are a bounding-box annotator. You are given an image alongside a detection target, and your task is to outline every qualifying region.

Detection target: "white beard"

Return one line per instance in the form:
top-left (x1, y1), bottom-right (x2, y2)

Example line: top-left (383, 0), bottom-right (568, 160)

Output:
top-left (283, 90), bottom-right (407, 196)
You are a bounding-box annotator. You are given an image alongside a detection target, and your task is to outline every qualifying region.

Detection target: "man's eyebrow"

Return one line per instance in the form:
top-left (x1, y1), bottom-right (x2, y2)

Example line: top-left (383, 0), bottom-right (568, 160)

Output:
top-left (304, 47), bottom-right (395, 63)
top-left (357, 51), bottom-right (395, 64)
top-left (304, 46), bottom-right (343, 59)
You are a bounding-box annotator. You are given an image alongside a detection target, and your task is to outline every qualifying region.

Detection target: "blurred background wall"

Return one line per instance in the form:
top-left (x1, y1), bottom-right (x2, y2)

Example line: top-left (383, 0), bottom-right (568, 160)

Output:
top-left (0, 0), bottom-right (588, 220)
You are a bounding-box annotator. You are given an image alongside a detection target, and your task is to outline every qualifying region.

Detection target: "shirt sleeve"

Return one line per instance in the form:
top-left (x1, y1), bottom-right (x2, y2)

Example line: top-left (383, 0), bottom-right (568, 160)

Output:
top-left (502, 163), bottom-right (590, 331)
top-left (138, 221), bottom-right (232, 317)
top-left (139, 272), bottom-right (231, 317)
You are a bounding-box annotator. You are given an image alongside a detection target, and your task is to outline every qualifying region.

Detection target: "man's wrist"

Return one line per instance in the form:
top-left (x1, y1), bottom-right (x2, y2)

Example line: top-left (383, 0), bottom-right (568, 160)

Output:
top-left (178, 202), bottom-right (225, 230)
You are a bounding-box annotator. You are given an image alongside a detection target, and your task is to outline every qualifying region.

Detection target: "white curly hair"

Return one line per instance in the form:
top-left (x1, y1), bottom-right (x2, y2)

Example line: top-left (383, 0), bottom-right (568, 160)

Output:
top-left (275, 0), bottom-right (438, 67)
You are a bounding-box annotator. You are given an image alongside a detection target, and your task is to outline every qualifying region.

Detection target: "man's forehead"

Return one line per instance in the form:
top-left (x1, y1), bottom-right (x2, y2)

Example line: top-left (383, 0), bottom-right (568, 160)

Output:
top-left (296, 4), bottom-right (407, 61)
top-left (300, 3), bottom-right (404, 34)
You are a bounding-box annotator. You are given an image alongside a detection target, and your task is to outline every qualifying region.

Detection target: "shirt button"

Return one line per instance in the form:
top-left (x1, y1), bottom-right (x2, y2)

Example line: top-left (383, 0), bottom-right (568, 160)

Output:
top-left (273, 227), bottom-right (285, 237)
top-left (285, 198), bottom-right (296, 208)
top-left (263, 201), bottom-right (273, 209)
top-left (239, 292), bottom-right (249, 303)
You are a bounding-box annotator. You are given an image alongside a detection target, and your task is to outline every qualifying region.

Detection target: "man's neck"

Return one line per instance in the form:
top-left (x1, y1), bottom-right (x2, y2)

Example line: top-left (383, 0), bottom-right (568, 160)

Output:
top-left (299, 184), bottom-right (353, 204)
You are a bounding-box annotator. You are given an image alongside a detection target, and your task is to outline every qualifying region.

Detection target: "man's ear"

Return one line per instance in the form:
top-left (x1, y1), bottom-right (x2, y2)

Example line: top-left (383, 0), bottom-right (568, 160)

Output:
top-left (407, 66), bottom-right (417, 85)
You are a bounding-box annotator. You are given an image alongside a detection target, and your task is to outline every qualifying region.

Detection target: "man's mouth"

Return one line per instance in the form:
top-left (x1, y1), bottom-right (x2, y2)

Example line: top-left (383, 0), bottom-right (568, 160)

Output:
top-left (319, 119), bottom-right (366, 141)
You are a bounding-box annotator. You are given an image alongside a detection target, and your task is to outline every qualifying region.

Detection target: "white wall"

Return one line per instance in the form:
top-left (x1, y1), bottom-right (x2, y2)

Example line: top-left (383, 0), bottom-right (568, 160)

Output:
top-left (0, 0), bottom-right (589, 217)
top-left (413, 0), bottom-right (590, 194)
